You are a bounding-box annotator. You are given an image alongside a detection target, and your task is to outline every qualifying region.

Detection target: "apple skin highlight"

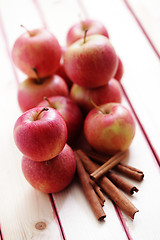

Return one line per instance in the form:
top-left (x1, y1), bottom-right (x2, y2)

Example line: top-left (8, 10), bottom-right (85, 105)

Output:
top-left (22, 144), bottom-right (76, 193)
top-left (84, 103), bottom-right (136, 155)
top-left (14, 107), bottom-right (67, 162)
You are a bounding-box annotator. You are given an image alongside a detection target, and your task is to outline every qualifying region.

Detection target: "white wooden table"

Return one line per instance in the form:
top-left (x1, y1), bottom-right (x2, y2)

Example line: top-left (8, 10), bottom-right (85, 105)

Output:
top-left (0, 0), bottom-right (160, 239)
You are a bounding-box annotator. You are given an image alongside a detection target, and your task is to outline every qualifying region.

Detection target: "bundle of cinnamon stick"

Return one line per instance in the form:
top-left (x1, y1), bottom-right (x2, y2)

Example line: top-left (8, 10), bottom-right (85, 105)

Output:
top-left (74, 149), bottom-right (144, 221)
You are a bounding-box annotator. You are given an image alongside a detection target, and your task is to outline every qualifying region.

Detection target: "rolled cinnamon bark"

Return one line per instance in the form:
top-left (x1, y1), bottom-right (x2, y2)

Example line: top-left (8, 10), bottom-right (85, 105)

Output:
top-left (83, 149), bottom-right (108, 164)
top-left (97, 196), bottom-right (105, 207)
top-left (84, 149), bottom-right (144, 182)
top-left (74, 152), bottom-right (106, 221)
top-left (114, 163), bottom-right (144, 181)
top-left (90, 151), bottom-right (127, 180)
top-left (107, 171), bottom-right (139, 195)
top-left (76, 150), bottom-right (139, 219)
top-left (90, 179), bottom-right (106, 204)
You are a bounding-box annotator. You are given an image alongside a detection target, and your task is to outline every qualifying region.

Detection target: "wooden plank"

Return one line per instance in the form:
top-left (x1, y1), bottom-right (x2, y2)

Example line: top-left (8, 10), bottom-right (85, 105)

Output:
top-left (36, 0), bottom-right (131, 239)
top-left (53, 180), bottom-right (128, 240)
top-left (120, 97), bottom-right (160, 240)
top-left (0, 0), bottom-right (45, 83)
top-left (79, 0), bottom-right (160, 161)
top-left (0, 2), bottom-right (63, 239)
top-left (52, 94), bottom-right (160, 240)
top-left (79, 0), bottom-right (160, 239)
top-left (35, 0), bottom-right (154, 239)
top-left (33, 0), bottom-right (86, 46)
top-left (0, 47), bottom-right (62, 240)
top-left (125, 0), bottom-right (160, 56)
top-left (1, 0), bottom-right (160, 239)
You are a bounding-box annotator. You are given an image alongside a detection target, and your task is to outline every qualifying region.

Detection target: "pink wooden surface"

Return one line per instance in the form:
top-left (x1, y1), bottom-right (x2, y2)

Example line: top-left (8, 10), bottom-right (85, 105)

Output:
top-left (0, 0), bottom-right (160, 239)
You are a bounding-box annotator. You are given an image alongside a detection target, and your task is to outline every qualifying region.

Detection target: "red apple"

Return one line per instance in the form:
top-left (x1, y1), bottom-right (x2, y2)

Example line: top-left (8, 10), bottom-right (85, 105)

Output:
top-left (12, 28), bottom-right (61, 78)
top-left (14, 107), bottom-right (67, 161)
top-left (21, 144), bottom-right (76, 193)
top-left (18, 74), bottom-right (69, 112)
top-left (66, 19), bottom-right (109, 45)
top-left (38, 96), bottom-right (83, 145)
top-left (70, 79), bottom-right (122, 114)
top-left (56, 63), bottom-right (72, 89)
top-left (64, 34), bottom-right (118, 88)
top-left (56, 46), bottom-right (72, 88)
top-left (84, 103), bottom-right (135, 155)
top-left (114, 57), bottom-right (124, 82)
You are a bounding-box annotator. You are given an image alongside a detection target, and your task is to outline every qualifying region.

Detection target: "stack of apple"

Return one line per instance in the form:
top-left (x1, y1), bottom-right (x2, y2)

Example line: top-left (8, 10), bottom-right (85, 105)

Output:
top-left (65, 19), bottom-right (124, 114)
top-left (14, 106), bottom-right (77, 193)
top-left (63, 19), bottom-right (135, 155)
top-left (12, 27), bottom-right (83, 193)
top-left (12, 19), bottom-right (135, 194)
top-left (12, 26), bottom-right (84, 145)
top-left (12, 27), bottom-right (69, 113)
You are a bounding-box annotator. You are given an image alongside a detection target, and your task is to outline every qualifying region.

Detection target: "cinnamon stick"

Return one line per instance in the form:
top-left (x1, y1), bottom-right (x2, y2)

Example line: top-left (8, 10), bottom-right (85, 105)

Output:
top-left (74, 151), bottom-right (106, 221)
top-left (90, 180), bottom-right (106, 204)
top-left (90, 151), bottom-right (127, 180)
top-left (84, 149), bottom-right (144, 182)
top-left (83, 149), bottom-right (108, 164)
top-left (107, 171), bottom-right (139, 195)
top-left (76, 150), bottom-right (139, 219)
top-left (114, 163), bottom-right (144, 181)
top-left (97, 195), bottom-right (105, 207)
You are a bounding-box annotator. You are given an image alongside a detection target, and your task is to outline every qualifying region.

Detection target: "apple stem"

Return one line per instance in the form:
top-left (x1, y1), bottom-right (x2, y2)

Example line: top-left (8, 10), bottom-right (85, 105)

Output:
top-left (20, 24), bottom-right (33, 37)
top-left (81, 20), bottom-right (86, 30)
top-left (35, 108), bottom-right (49, 121)
top-left (83, 28), bottom-right (88, 44)
top-left (88, 98), bottom-right (105, 114)
top-left (32, 68), bottom-right (43, 84)
top-left (44, 97), bottom-right (52, 107)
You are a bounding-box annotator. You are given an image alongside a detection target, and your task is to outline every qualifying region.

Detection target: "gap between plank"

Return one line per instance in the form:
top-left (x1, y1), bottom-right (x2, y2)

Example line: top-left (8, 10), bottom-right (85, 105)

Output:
top-left (123, 0), bottom-right (160, 60)
top-left (121, 83), bottom-right (160, 169)
top-left (76, 0), bottom-right (160, 236)
top-left (1, 0), bottom-right (158, 239)
top-left (33, 0), bottom-right (160, 237)
top-left (49, 194), bottom-right (66, 240)
top-left (122, 0), bottom-right (160, 168)
top-left (0, 6), bottom-right (65, 240)
top-left (31, 0), bottom-right (68, 238)
top-left (113, 204), bottom-right (133, 240)
top-left (32, 0), bottom-right (47, 29)
top-left (0, 13), bottom-right (19, 86)
top-left (77, 0), bottom-right (160, 169)
top-left (75, 0), bottom-right (135, 239)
